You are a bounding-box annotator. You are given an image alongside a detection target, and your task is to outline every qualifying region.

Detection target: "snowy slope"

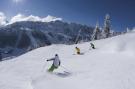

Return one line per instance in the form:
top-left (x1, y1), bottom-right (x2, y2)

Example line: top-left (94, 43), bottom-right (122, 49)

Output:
top-left (0, 32), bottom-right (135, 89)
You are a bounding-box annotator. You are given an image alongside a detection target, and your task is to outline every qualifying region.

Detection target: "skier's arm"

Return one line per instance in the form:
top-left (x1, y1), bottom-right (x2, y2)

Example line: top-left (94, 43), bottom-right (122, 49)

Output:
top-left (47, 58), bottom-right (55, 61)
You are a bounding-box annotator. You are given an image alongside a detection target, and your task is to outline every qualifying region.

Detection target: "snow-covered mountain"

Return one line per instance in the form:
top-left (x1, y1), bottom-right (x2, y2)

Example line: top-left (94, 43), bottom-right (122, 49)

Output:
top-left (0, 21), bottom-right (93, 59)
top-left (0, 31), bottom-right (135, 89)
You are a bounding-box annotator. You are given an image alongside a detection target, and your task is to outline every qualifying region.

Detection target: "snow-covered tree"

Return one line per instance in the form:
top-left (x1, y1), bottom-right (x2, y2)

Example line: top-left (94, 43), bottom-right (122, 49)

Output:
top-left (103, 14), bottom-right (111, 38)
top-left (126, 27), bottom-right (131, 33)
top-left (91, 22), bottom-right (101, 40)
top-left (109, 29), bottom-right (115, 37)
top-left (75, 29), bottom-right (81, 44)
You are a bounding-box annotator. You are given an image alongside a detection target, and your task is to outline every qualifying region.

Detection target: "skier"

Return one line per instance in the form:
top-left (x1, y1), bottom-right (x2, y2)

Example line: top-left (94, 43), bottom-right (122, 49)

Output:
top-left (75, 47), bottom-right (80, 54)
top-left (47, 54), bottom-right (61, 72)
top-left (90, 43), bottom-right (95, 49)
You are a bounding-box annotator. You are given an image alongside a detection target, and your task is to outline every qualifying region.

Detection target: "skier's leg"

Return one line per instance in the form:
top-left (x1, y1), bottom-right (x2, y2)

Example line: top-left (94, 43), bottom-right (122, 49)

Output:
top-left (77, 52), bottom-right (80, 54)
top-left (48, 65), bottom-right (55, 72)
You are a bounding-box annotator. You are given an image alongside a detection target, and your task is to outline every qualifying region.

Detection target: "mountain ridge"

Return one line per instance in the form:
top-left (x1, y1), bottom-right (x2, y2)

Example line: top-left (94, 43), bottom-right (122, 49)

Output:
top-left (0, 21), bottom-right (94, 59)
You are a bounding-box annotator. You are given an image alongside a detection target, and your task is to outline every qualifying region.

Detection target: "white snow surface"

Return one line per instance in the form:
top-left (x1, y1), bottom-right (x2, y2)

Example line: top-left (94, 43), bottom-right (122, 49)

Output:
top-left (0, 32), bottom-right (135, 89)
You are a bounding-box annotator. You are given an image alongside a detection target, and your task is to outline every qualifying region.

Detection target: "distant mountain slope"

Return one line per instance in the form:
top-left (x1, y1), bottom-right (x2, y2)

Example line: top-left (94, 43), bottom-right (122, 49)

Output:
top-left (0, 21), bottom-right (93, 59)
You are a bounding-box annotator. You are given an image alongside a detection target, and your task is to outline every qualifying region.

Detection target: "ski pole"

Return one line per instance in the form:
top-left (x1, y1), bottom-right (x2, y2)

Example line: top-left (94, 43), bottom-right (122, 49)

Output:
top-left (60, 65), bottom-right (71, 73)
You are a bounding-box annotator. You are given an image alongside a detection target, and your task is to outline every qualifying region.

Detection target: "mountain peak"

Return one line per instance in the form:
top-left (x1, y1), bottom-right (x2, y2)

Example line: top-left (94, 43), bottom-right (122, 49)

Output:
top-left (0, 13), bottom-right (63, 26)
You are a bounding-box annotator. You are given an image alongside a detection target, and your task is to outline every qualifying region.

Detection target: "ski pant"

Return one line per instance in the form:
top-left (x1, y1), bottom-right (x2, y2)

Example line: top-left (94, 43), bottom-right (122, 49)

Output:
top-left (48, 64), bottom-right (58, 72)
top-left (92, 47), bottom-right (95, 49)
top-left (77, 52), bottom-right (80, 54)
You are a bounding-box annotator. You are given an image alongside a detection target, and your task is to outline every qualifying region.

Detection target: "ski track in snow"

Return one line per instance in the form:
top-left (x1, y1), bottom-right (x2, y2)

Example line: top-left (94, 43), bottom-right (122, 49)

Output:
top-left (0, 32), bottom-right (135, 89)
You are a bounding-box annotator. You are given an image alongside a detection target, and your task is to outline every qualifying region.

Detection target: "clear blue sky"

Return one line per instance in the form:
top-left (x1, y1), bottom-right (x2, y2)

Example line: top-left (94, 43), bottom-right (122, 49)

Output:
top-left (0, 0), bottom-right (135, 31)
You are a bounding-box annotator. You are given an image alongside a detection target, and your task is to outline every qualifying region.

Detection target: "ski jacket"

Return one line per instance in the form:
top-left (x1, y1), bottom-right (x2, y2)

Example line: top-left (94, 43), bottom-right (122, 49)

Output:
top-left (91, 43), bottom-right (95, 49)
top-left (47, 56), bottom-right (61, 67)
top-left (76, 48), bottom-right (80, 53)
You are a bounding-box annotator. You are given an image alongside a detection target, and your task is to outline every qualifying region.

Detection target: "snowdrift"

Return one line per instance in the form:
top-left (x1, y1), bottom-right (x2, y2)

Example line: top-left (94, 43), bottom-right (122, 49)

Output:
top-left (0, 32), bottom-right (135, 89)
top-left (96, 32), bottom-right (135, 55)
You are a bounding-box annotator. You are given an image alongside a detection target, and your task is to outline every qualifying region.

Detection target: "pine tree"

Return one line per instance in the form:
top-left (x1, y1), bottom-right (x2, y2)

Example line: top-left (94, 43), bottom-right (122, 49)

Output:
top-left (75, 29), bottom-right (81, 44)
top-left (103, 14), bottom-right (111, 38)
top-left (92, 22), bottom-right (101, 40)
top-left (126, 27), bottom-right (130, 33)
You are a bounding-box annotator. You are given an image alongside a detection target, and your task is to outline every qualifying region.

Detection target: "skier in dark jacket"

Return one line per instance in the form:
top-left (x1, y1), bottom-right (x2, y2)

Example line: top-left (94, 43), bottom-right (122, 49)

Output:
top-left (47, 54), bottom-right (61, 72)
top-left (90, 43), bottom-right (95, 49)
